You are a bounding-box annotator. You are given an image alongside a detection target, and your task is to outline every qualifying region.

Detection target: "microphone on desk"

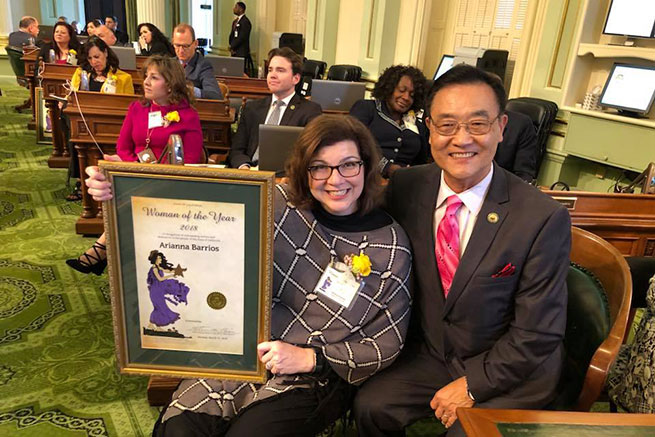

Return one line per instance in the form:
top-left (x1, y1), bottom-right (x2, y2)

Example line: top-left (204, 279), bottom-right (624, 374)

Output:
top-left (156, 134), bottom-right (185, 165)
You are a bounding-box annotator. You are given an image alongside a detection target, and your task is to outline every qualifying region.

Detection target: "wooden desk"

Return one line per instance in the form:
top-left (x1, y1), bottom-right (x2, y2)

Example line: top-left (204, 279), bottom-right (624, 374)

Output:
top-left (44, 96), bottom-right (68, 168)
top-left (457, 408), bottom-right (655, 437)
top-left (217, 76), bottom-right (270, 101)
top-left (21, 49), bottom-right (39, 130)
top-left (40, 63), bottom-right (143, 98)
top-left (64, 91), bottom-right (234, 235)
top-left (544, 190), bottom-right (655, 256)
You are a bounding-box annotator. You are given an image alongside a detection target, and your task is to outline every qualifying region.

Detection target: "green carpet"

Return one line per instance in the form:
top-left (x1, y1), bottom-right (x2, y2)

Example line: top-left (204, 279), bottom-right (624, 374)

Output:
top-left (0, 78), bottom-right (159, 436)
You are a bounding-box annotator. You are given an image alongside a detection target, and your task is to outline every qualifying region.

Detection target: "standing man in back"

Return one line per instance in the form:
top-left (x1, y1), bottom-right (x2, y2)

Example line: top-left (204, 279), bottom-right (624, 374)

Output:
top-left (229, 2), bottom-right (254, 76)
top-left (228, 47), bottom-right (322, 169)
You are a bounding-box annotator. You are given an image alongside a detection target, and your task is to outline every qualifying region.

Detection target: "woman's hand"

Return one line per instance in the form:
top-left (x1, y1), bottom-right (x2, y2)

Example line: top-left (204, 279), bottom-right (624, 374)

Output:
top-left (257, 341), bottom-right (315, 375)
top-left (84, 154), bottom-right (121, 201)
top-left (139, 36), bottom-right (147, 50)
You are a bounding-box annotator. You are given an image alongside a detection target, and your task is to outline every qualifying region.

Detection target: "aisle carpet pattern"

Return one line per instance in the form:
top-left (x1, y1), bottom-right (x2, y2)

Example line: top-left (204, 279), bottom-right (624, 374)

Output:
top-left (0, 79), bottom-right (159, 436)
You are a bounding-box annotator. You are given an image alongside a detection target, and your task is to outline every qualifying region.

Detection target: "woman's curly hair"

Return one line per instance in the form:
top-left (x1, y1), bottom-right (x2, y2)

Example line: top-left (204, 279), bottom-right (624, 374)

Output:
top-left (372, 65), bottom-right (427, 113)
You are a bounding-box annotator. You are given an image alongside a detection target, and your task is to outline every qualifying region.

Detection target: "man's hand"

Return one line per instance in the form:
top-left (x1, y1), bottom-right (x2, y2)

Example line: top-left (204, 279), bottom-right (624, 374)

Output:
top-left (257, 341), bottom-right (315, 375)
top-left (430, 376), bottom-right (474, 429)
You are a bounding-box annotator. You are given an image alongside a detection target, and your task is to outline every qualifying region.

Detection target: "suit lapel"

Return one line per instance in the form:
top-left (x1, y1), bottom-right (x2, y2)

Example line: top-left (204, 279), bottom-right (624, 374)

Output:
top-left (279, 94), bottom-right (301, 126)
top-left (443, 165), bottom-right (510, 316)
top-left (256, 96), bottom-right (273, 125)
top-left (416, 166), bottom-right (446, 300)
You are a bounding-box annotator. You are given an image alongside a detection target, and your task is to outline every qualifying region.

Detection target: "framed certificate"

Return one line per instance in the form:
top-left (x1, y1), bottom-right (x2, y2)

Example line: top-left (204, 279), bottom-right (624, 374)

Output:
top-left (100, 161), bottom-right (274, 383)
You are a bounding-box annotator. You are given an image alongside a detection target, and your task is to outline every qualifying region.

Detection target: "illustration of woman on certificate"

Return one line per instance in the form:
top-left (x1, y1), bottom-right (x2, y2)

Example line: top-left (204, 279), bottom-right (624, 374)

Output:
top-left (144, 250), bottom-right (190, 337)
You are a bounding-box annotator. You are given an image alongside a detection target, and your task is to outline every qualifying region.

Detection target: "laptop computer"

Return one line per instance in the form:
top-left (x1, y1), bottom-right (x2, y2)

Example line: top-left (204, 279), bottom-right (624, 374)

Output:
top-left (112, 46), bottom-right (137, 70)
top-left (257, 125), bottom-right (304, 175)
top-left (310, 79), bottom-right (366, 111)
top-left (206, 56), bottom-right (245, 77)
top-left (433, 54), bottom-right (455, 80)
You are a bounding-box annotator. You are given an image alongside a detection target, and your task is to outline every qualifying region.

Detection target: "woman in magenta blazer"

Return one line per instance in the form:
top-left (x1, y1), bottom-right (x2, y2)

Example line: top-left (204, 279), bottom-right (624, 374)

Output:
top-left (66, 55), bottom-right (204, 275)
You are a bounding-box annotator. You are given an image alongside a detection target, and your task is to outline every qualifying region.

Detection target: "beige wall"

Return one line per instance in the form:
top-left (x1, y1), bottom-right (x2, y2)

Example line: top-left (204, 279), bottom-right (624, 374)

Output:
top-left (334, 0), bottom-right (364, 65)
top-left (10, 0), bottom-right (41, 30)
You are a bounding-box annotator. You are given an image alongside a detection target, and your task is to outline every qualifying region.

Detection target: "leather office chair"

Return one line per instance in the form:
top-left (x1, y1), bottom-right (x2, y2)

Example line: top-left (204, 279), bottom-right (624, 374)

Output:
top-left (327, 64), bottom-right (362, 82)
top-left (548, 227), bottom-right (632, 411)
top-left (505, 97), bottom-right (558, 174)
top-left (6, 45), bottom-right (32, 112)
top-left (303, 59), bottom-right (327, 79)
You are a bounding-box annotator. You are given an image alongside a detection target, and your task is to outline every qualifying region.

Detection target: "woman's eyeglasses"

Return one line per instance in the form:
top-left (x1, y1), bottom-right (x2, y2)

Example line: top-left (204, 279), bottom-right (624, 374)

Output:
top-left (307, 161), bottom-right (364, 180)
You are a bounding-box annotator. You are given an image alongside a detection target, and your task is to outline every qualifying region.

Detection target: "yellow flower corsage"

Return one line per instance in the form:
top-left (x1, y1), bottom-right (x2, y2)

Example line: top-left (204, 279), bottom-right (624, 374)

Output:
top-left (163, 111), bottom-right (180, 127)
top-left (343, 253), bottom-right (372, 279)
top-left (69, 49), bottom-right (77, 56)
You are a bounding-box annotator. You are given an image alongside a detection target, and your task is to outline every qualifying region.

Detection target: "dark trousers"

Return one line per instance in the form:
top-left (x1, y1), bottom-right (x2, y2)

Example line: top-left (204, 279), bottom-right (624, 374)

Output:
top-left (354, 342), bottom-right (559, 437)
top-left (153, 381), bottom-right (353, 437)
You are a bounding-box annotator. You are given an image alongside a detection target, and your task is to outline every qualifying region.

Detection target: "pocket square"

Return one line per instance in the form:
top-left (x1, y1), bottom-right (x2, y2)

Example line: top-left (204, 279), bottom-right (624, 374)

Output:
top-left (492, 263), bottom-right (515, 278)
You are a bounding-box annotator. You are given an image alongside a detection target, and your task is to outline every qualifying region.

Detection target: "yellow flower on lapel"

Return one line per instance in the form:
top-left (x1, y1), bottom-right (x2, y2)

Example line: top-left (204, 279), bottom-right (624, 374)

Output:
top-left (69, 49), bottom-right (77, 56)
top-left (351, 254), bottom-right (372, 277)
top-left (163, 111), bottom-right (180, 127)
top-left (289, 104), bottom-right (296, 110)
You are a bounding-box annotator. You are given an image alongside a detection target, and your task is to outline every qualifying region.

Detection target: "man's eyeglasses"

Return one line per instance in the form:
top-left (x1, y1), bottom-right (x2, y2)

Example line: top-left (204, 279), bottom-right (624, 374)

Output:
top-left (308, 161), bottom-right (364, 180)
top-left (173, 43), bottom-right (194, 49)
top-left (429, 115), bottom-right (501, 136)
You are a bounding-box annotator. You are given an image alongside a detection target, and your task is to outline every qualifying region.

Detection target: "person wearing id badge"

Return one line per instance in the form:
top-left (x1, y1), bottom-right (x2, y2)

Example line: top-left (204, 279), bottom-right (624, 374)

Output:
top-left (84, 115), bottom-right (413, 436)
top-left (350, 65), bottom-right (430, 179)
top-left (66, 55), bottom-right (203, 276)
top-left (229, 2), bottom-right (254, 76)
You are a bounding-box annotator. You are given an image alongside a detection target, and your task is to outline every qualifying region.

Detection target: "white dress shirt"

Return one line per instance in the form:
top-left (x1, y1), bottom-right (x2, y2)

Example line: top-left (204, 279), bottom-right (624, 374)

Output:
top-left (265, 92), bottom-right (295, 124)
top-left (433, 165), bottom-right (494, 257)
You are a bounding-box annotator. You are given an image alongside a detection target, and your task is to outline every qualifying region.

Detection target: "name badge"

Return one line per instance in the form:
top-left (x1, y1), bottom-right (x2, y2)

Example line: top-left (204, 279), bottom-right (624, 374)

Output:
top-left (148, 111), bottom-right (164, 129)
top-left (234, 31), bottom-right (239, 38)
top-left (314, 261), bottom-right (364, 309)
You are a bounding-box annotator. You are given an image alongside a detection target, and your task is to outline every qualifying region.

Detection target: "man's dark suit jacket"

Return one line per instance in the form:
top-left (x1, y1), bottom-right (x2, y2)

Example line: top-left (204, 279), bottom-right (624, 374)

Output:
top-left (183, 52), bottom-right (223, 100)
top-left (228, 94), bottom-right (322, 168)
top-left (386, 163), bottom-right (570, 406)
top-left (495, 110), bottom-right (538, 182)
top-left (229, 15), bottom-right (251, 58)
top-left (114, 29), bottom-right (129, 45)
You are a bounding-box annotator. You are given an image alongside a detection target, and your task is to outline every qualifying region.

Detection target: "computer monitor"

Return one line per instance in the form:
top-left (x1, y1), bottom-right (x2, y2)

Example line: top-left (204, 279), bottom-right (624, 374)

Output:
top-left (205, 56), bottom-right (245, 77)
top-left (310, 79), bottom-right (366, 111)
top-left (433, 55), bottom-right (455, 80)
top-left (257, 125), bottom-right (304, 175)
top-left (599, 63), bottom-right (655, 116)
top-left (111, 46), bottom-right (137, 70)
top-left (603, 0), bottom-right (655, 38)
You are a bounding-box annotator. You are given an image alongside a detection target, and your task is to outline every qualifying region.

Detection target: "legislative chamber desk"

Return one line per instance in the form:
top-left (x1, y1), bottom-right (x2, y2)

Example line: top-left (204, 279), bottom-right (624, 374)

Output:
top-left (457, 408), bottom-right (655, 437)
top-left (544, 190), bottom-right (655, 256)
top-left (21, 49), bottom-right (39, 130)
top-left (65, 91), bottom-right (234, 235)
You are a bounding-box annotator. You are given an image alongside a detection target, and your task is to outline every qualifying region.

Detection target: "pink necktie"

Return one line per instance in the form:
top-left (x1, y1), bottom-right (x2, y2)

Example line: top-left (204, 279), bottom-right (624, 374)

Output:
top-left (435, 195), bottom-right (463, 297)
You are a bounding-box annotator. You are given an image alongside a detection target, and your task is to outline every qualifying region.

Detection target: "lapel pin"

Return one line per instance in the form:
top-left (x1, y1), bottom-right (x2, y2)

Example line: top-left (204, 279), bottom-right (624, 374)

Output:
top-left (289, 104), bottom-right (296, 110)
top-left (487, 212), bottom-right (499, 223)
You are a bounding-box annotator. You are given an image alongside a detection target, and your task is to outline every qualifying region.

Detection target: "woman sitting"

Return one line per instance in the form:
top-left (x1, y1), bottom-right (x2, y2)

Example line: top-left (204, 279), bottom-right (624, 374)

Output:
top-left (38, 22), bottom-right (81, 64)
top-left (137, 23), bottom-right (175, 57)
top-left (65, 37), bottom-right (135, 201)
top-left (83, 19), bottom-right (103, 36)
top-left (71, 36), bottom-right (134, 93)
top-left (66, 55), bottom-right (204, 275)
top-left (350, 65), bottom-right (429, 178)
top-left (84, 115), bottom-right (413, 436)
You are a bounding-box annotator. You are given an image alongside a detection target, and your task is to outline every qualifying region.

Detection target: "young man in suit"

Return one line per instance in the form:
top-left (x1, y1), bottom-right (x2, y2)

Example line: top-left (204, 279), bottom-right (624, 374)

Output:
top-left (173, 23), bottom-right (223, 100)
top-left (354, 65), bottom-right (570, 437)
top-left (229, 2), bottom-right (253, 76)
top-left (228, 47), bottom-right (322, 169)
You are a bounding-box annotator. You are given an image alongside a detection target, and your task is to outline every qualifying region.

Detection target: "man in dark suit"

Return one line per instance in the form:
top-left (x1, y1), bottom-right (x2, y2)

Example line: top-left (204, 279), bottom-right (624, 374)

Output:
top-left (354, 65), bottom-right (570, 437)
top-left (494, 109), bottom-right (538, 182)
top-left (229, 2), bottom-right (253, 76)
top-left (228, 47), bottom-right (322, 169)
top-left (105, 15), bottom-right (129, 45)
top-left (172, 23), bottom-right (223, 100)
top-left (9, 16), bottom-right (39, 49)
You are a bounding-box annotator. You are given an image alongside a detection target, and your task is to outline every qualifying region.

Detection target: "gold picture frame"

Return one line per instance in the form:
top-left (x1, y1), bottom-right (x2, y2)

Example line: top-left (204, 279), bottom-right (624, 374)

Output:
top-left (100, 161), bottom-right (274, 383)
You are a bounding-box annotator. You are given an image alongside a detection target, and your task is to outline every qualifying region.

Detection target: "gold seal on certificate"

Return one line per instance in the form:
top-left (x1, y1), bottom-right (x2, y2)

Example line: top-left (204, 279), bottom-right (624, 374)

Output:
top-left (207, 292), bottom-right (227, 310)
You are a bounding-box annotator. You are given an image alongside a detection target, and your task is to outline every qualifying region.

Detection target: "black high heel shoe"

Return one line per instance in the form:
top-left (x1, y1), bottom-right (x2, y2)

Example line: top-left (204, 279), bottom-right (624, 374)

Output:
top-left (66, 242), bottom-right (107, 275)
